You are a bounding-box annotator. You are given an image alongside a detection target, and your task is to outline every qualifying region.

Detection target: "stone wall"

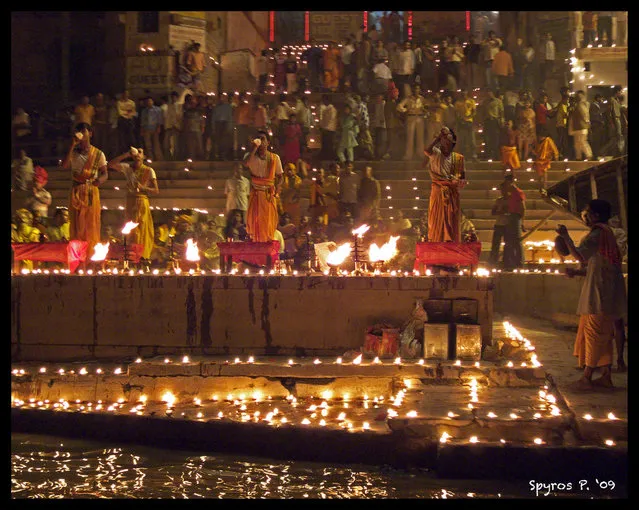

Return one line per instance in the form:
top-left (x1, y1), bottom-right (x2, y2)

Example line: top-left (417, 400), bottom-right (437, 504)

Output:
top-left (11, 275), bottom-right (493, 362)
top-left (493, 273), bottom-right (628, 326)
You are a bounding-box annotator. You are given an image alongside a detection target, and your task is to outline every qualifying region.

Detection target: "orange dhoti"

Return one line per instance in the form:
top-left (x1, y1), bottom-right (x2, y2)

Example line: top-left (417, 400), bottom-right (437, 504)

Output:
top-left (246, 188), bottom-right (278, 242)
top-left (501, 145), bottom-right (521, 170)
top-left (69, 183), bottom-right (101, 256)
top-left (427, 181), bottom-right (461, 243)
top-left (533, 159), bottom-right (551, 177)
top-left (573, 314), bottom-right (615, 369)
top-left (125, 194), bottom-right (154, 259)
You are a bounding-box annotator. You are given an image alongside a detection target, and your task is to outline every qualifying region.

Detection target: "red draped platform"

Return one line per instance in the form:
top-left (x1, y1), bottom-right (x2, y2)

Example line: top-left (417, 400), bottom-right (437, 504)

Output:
top-left (217, 241), bottom-right (280, 272)
top-left (11, 241), bottom-right (145, 272)
top-left (414, 242), bottom-right (482, 273)
top-left (12, 241), bottom-right (88, 273)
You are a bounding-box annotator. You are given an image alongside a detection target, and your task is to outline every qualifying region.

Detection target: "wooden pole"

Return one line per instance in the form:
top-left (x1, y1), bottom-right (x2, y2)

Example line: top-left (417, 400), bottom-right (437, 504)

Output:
top-left (519, 210), bottom-right (556, 242)
top-left (616, 165), bottom-right (628, 231)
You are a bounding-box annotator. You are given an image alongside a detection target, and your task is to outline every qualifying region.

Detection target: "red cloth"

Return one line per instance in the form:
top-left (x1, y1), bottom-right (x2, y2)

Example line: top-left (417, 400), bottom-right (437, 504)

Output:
top-left (535, 102), bottom-right (549, 125)
top-left (507, 186), bottom-right (526, 214)
top-left (217, 241), bottom-right (280, 268)
top-left (593, 223), bottom-right (622, 268)
top-left (12, 241), bottom-right (88, 272)
top-left (414, 242), bottom-right (482, 271)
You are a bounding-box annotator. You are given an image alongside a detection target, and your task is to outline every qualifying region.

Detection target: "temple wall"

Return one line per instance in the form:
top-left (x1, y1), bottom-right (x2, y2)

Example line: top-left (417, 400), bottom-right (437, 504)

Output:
top-left (11, 275), bottom-right (493, 362)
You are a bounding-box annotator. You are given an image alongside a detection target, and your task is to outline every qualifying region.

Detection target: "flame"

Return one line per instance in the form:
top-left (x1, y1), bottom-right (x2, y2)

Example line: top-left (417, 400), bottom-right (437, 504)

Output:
top-left (90, 242), bottom-right (110, 262)
top-left (121, 221), bottom-right (139, 235)
top-left (185, 238), bottom-right (200, 262)
top-left (351, 224), bottom-right (370, 237)
top-left (326, 242), bottom-right (351, 266)
top-left (369, 236), bottom-right (399, 263)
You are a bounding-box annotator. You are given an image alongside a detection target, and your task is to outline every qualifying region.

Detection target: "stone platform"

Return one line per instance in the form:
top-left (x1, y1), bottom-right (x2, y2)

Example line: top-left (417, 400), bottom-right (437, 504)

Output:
top-left (10, 316), bottom-right (628, 483)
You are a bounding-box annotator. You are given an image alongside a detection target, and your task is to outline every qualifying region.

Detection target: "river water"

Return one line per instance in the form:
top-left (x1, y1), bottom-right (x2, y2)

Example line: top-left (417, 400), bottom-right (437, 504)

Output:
top-left (11, 433), bottom-right (618, 499)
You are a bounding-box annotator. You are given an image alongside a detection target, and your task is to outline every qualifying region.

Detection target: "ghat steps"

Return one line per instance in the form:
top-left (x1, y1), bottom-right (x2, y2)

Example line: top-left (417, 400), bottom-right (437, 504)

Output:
top-left (16, 159), bottom-right (596, 250)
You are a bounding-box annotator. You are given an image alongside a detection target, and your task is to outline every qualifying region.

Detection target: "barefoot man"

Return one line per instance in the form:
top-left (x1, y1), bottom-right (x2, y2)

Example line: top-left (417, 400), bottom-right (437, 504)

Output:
top-left (556, 199), bottom-right (627, 391)
top-left (244, 130), bottom-right (284, 242)
top-left (424, 126), bottom-right (467, 242)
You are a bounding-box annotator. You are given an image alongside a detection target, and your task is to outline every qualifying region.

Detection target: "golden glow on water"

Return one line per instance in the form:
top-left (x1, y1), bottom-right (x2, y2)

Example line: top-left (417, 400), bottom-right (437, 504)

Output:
top-left (11, 434), bottom-right (539, 498)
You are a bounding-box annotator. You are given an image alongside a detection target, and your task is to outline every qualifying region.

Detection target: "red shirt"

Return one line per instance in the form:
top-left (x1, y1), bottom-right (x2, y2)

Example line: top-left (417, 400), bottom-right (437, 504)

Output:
top-left (507, 186), bottom-right (526, 215)
top-left (535, 102), bottom-right (549, 125)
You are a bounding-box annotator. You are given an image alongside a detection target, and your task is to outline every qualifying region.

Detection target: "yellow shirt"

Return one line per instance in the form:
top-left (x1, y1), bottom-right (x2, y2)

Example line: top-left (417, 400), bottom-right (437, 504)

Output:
top-left (454, 98), bottom-right (476, 123)
top-left (428, 100), bottom-right (447, 123)
top-left (555, 102), bottom-right (569, 128)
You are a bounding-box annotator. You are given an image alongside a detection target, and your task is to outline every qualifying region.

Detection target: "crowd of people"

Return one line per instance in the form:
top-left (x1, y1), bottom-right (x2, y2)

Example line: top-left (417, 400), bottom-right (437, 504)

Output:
top-left (10, 28), bottom-right (628, 278)
top-left (12, 27), bottom-right (628, 171)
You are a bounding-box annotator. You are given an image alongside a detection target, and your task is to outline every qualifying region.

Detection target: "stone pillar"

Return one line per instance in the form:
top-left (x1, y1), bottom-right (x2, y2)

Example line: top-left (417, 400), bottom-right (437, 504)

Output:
top-left (610, 13), bottom-right (618, 45)
top-left (570, 11), bottom-right (583, 50)
top-left (618, 11), bottom-right (628, 46)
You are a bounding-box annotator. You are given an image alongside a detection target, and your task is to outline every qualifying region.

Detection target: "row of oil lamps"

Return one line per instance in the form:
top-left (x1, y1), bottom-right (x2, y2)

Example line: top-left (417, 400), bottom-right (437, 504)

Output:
top-left (10, 321), bottom-right (622, 446)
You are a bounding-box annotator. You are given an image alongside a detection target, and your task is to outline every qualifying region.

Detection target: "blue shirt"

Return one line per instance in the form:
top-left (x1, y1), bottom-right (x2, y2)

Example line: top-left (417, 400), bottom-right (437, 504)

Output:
top-left (141, 105), bottom-right (163, 130)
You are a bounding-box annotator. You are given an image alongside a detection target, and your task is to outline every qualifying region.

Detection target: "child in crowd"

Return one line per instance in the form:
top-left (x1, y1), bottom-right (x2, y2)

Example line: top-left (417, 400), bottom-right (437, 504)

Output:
top-left (533, 133), bottom-right (559, 188)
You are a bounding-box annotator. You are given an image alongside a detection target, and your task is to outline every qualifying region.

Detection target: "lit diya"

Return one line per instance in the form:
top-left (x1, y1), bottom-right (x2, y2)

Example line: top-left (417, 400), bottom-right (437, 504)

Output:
top-left (326, 242), bottom-right (351, 276)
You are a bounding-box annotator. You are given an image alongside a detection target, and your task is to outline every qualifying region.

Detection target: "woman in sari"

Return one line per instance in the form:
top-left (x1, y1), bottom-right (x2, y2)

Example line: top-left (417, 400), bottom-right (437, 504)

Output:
top-left (323, 42), bottom-right (341, 92)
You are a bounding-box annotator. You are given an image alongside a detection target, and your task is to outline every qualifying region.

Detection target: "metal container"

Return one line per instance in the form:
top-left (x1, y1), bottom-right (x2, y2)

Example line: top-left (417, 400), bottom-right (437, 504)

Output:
top-left (452, 298), bottom-right (478, 324)
top-left (423, 323), bottom-right (451, 360)
top-left (454, 324), bottom-right (482, 360)
top-left (422, 299), bottom-right (452, 324)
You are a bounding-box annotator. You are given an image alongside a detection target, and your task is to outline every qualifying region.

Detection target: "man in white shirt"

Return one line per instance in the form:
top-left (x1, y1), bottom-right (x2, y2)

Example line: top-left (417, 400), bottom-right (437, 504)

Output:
top-left (117, 90), bottom-right (137, 153)
top-left (539, 33), bottom-right (556, 88)
top-left (162, 91), bottom-right (182, 161)
top-left (318, 94), bottom-right (338, 161)
top-left (340, 37), bottom-right (356, 92)
top-left (397, 83), bottom-right (428, 160)
top-left (224, 162), bottom-right (250, 223)
top-left (396, 41), bottom-right (416, 100)
top-left (294, 95), bottom-right (312, 150)
top-left (481, 31), bottom-right (502, 90)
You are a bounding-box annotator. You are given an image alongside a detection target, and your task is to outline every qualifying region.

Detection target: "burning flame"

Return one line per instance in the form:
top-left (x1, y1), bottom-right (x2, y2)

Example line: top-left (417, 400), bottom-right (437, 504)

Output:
top-left (369, 236), bottom-right (399, 263)
top-left (121, 221), bottom-right (139, 235)
top-left (326, 242), bottom-right (351, 266)
top-left (351, 224), bottom-right (370, 237)
top-left (90, 242), bottom-right (110, 262)
top-left (185, 238), bottom-right (200, 262)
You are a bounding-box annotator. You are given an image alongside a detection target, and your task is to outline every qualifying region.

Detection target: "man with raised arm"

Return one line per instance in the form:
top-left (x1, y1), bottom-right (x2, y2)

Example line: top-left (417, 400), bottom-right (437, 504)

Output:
top-left (423, 126), bottom-right (467, 243)
top-left (244, 130), bottom-right (284, 242)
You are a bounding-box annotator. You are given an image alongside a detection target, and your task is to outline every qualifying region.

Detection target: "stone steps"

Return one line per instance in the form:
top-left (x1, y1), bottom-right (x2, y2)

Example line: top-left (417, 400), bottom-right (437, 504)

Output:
top-left (14, 158), bottom-right (596, 249)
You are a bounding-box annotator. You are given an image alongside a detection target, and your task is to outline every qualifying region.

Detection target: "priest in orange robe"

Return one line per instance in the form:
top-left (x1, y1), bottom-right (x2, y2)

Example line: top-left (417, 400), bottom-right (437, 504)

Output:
top-left (244, 130), bottom-right (284, 242)
top-left (424, 126), bottom-right (467, 243)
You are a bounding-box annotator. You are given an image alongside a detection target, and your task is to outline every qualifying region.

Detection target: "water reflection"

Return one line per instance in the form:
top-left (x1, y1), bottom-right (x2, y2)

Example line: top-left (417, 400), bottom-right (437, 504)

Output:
top-left (11, 434), bottom-right (535, 499)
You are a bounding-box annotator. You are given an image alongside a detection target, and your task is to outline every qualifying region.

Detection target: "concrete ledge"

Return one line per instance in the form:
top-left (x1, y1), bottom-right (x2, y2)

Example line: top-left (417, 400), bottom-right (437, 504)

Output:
top-left (11, 408), bottom-right (628, 484)
top-left (11, 408), bottom-right (437, 469)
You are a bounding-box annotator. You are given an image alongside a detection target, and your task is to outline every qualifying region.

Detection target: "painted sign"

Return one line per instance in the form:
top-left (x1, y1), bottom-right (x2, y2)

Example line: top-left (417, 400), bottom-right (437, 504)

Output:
top-left (309, 11), bottom-right (361, 42)
top-left (169, 24), bottom-right (206, 54)
top-left (171, 11), bottom-right (206, 20)
top-left (126, 55), bottom-right (171, 89)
